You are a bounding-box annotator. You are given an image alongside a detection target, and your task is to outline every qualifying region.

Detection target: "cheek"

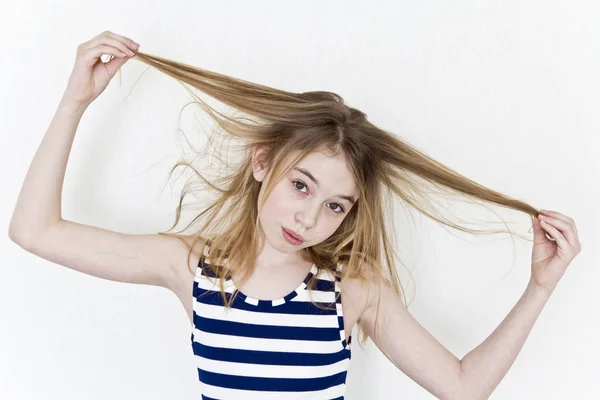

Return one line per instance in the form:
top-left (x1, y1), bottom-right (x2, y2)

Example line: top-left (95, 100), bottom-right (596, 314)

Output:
top-left (324, 222), bottom-right (342, 237)
top-left (260, 184), bottom-right (294, 218)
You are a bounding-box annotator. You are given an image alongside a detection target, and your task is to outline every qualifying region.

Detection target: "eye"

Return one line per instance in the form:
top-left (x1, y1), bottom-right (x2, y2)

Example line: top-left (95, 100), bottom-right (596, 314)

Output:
top-left (292, 180), bottom-right (308, 193)
top-left (291, 180), bottom-right (345, 214)
top-left (329, 203), bottom-right (345, 213)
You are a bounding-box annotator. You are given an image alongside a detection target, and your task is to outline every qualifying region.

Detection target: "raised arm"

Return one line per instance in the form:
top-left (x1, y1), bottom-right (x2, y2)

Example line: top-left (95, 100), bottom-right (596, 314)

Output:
top-left (7, 32), bottom-right (184, 291)
top-left (359, 211), bottom-right (581, 400)
top-left (9, 30), bottom-right (138, 240)
top-left (358, 279), bottom-right (463, 400)
top-left (8, 97), bottom-right (86, 241)
top-left (359, 278), bottom-right (551, 400)
top-left (460, 210), bottom-right (581, 399)
top-left (458, 279), bottom-right (551, 399)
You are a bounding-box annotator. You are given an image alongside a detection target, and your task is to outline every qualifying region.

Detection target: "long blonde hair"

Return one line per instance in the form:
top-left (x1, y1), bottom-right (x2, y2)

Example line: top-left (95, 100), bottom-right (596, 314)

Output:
top-left (126, 51), bottom-right (539, 347)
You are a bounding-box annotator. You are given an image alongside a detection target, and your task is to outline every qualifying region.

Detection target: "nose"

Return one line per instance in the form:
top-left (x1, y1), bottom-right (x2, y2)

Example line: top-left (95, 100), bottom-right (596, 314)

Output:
top-left (296, 201), bottom-right (321, 230)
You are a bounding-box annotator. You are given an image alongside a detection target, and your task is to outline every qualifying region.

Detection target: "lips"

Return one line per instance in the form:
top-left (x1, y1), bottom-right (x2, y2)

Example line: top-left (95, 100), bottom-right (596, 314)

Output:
top-left (283, 228), bottom-right (304, 242)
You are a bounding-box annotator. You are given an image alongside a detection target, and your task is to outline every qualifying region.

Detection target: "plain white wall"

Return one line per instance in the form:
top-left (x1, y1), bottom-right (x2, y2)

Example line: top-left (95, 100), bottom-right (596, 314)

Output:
top-left (1, 1), bottom-right (598, 399)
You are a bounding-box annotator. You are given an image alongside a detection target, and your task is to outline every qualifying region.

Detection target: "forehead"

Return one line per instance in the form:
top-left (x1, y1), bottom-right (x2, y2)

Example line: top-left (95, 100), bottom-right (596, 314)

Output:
top-left (292, 151), bottom-right (358, 194)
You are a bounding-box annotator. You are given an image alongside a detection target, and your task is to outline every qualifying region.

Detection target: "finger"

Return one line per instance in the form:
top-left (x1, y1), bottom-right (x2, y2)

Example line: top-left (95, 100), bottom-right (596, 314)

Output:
top-left (86, 30), bottom-right (108, 43)
top-left (533, 215), bottom-right (549, 238)
top-left (103, 51), bottom-right (130, 77)
top-left (104, 36), bottom-right (136, 56)
top-left (81, 30), bottom-right (117, 49)
top-left (105, 32), bottom-right (139, 51)
top-left (538, 215), bottom-right (578, 247)
top-left (539, 209), bottom-right (580, 245)
top-left (533, 218), bottom-right (550, 245)
top-left (534, 217), bottom-right (554, 244)
top-left (541, 210), bottom-right (580, 245)
top-left (86, 36), bottom-right (136, 57)
top-left (80, 44), bottom-right (128, 66)
top-left (540, 209), bottom-right (576, 227)
top-left (539, 218), bottom-right (571, 253)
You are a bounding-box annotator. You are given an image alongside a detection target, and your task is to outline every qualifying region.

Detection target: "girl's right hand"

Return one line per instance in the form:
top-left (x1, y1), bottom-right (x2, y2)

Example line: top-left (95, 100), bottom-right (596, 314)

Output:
top-left (62, 31), bottom-right (140, 108)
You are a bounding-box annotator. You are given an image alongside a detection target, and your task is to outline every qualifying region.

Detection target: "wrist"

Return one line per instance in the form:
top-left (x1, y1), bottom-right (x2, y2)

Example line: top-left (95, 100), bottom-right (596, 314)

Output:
top-left (526, 278), bottom-right (554, 300)
top-left (58, 96), bottom-right (89, 115)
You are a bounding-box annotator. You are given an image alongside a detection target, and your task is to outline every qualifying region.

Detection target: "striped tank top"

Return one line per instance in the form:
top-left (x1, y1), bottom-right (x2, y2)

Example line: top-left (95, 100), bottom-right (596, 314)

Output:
top-left (190, 249), bottom-right (352, 399)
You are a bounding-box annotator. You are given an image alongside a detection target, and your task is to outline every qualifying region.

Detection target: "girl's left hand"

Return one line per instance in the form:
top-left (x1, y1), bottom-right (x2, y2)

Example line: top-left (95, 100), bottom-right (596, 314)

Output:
top-left (531, 209), bottom-right (582, 294)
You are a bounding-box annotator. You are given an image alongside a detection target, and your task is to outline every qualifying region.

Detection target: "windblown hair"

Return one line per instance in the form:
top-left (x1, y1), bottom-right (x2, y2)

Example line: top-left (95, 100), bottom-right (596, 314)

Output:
top-left (125, 51), bottom-right (539, 349)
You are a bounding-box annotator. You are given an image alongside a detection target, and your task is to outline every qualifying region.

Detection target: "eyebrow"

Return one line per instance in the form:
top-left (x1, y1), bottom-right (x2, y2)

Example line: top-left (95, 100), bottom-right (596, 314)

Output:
top-left (293, 167), bottom-right (356, 204)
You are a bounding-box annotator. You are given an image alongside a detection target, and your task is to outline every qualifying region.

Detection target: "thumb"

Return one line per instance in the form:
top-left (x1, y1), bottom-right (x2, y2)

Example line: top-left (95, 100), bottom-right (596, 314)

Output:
top-left (104, 54), bottom-right (131, 78)
top-left (533, 214), bottom-right (551, 246)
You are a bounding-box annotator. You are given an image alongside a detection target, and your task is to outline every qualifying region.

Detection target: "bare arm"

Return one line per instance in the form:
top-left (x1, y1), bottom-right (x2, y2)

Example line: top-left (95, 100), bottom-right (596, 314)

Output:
top-left (9, 30), bottom-right (137, 240)
top-left (9, 31), bottom-right (135, 242)
top-left (8, 96), bottom-right (86, 240)
top-left (358, 276), bottom-right (552, 400)
top-left (7, 93), bottom-right (184, 289)
top-left (458, 279), bottom-right (552, 400)
top-left (7, 32), bottom-right (183, 292)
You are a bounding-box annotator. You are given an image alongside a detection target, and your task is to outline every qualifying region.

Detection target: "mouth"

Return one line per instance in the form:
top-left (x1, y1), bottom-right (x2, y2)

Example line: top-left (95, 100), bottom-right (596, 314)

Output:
top-left (282, 227), bottom-right (305, 243)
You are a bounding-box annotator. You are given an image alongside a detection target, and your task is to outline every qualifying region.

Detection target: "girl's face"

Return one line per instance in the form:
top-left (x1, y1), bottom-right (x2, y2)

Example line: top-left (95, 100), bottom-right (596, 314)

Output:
top-left (253, 146), bottom-right (359, 255)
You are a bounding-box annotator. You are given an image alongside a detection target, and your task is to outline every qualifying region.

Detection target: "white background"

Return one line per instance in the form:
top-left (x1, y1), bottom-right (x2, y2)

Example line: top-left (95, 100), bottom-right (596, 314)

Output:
top-left (1, 1), bottom-right (598, 399)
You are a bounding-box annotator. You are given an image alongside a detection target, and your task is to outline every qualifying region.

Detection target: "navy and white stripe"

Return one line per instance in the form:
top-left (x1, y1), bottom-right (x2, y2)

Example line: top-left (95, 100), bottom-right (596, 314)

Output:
top-left (190, 246), bottom-right (352, 399)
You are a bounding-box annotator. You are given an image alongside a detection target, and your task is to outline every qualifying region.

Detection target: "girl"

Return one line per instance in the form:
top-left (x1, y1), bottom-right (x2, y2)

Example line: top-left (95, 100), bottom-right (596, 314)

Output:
top-left (9, 31), bottom-right (582, 399)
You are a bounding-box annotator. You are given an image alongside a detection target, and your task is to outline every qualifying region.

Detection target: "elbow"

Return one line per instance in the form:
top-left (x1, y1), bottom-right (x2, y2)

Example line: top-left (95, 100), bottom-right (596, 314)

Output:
top-left (451, 386), bottom-right (489, 400)
top-left (461, 395), bottom-right (489, 400)
top-left (446, 390), bottom-right (485, 400)
top-left (9, 225), bottom-right (27, 246)
top-left (9, 219), bottom-right (62, 250)
top-left (9, 225), bottom-right (37, 251)
top-left (447, 362), bottom-right (488, 400)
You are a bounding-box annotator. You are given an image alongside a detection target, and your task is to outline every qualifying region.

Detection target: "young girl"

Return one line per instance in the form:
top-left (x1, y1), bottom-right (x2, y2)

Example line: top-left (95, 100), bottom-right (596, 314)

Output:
top-left (9, 31), bottom-right (582, 400)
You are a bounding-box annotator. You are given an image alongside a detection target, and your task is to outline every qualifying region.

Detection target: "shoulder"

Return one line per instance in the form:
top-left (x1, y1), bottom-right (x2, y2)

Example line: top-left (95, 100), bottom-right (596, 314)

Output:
top-left (339, 273), bottom-right (382, 322)
top-left (169, 234), bottom-right (211, 282)
top-left (338, 262), bottom-right (402, 317)
top-left (176, 234), bottom-right (211, 251)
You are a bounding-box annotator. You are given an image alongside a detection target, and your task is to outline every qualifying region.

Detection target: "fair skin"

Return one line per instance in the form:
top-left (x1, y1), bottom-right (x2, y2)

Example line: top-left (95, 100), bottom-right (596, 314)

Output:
top-left (358, 209), bottom-right (581, 400)
top-left (218, 145), bottom-right (583, 399)
top-left (250, 145), bottom-right (359, 271)
top-left (176, 145), bottom-right (364, 345)
top-left (9, 30), bottom-right (582, 400)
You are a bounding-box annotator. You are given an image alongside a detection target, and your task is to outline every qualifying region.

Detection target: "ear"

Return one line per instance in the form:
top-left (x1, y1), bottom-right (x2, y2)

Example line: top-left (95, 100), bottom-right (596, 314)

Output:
top-left (251, 144), bottom-right (271, 182)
